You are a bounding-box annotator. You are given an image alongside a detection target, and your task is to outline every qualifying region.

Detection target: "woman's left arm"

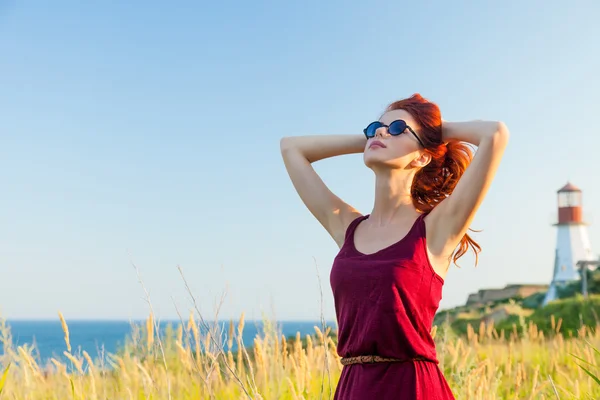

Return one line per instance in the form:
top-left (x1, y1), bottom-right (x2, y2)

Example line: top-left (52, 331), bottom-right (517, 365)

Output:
top-left (428, 120), bottom-right (510, 254)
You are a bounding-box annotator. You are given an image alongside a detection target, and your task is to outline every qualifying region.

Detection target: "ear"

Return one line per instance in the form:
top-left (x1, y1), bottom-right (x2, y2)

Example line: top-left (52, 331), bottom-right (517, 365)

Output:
top-left (410, 152), bottom-right (432, 168)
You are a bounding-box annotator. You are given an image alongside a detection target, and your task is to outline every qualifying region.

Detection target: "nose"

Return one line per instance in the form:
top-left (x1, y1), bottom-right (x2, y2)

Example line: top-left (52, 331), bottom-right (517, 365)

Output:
top-left (374, 126), bottom-right (389, 138)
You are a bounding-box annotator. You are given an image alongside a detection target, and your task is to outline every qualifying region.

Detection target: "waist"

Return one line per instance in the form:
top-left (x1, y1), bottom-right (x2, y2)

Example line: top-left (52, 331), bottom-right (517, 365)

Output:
top-left (340, 355), bottom-right (434, 366)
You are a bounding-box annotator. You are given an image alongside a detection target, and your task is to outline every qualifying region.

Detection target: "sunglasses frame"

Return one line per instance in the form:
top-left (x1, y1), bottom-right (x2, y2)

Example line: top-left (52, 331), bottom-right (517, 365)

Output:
top-left (363, 119), bottom-right (426, 148)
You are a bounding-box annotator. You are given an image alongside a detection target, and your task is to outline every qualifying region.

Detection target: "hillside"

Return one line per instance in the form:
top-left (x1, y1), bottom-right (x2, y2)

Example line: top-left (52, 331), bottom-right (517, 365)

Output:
top-left (435, 271), bottom-right (600, 335)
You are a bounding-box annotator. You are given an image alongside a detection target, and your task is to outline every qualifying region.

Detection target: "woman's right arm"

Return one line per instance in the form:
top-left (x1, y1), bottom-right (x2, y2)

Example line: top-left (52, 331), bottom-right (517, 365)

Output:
top-left (280, 134), bottom-right (366, 247)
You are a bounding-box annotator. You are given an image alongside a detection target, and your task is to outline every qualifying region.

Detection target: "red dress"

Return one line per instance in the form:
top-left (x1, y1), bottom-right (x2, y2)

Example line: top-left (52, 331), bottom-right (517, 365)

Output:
top-left (330, 213), bottom-right (455, 399)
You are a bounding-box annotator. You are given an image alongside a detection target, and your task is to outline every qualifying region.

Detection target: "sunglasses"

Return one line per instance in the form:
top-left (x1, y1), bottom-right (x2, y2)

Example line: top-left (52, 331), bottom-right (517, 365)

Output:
top-left (363, 119), bottom-right (425, 148)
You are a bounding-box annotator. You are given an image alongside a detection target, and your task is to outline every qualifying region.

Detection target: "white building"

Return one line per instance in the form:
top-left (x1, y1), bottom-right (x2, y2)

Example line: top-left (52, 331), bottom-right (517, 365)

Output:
top-left (543, 182), bottom-right (595, 305)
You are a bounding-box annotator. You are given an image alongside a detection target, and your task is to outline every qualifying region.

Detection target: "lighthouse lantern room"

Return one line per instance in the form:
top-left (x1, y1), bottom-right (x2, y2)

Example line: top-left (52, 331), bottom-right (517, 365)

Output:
top-left (557, 182), bottom-right (583, 224)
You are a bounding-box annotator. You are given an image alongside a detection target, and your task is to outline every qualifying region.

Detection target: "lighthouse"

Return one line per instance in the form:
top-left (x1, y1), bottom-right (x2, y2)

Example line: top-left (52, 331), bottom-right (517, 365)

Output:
top-left (543, 183), bottom-right (595, 304)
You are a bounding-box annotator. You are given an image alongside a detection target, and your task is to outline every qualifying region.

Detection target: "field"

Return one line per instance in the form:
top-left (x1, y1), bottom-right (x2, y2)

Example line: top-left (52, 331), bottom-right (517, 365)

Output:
top-left (2, 312), bottom-right (600, 399)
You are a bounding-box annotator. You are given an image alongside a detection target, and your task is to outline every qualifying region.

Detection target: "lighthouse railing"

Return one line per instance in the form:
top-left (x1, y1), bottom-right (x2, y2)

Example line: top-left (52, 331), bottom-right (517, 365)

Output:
top-left (576, 260), bottom-right (600, 299)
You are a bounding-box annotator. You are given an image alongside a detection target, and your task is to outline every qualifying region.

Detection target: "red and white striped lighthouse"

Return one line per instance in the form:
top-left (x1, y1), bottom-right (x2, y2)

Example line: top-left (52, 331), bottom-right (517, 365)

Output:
top-left (544, 182), bottom-right (595, 304)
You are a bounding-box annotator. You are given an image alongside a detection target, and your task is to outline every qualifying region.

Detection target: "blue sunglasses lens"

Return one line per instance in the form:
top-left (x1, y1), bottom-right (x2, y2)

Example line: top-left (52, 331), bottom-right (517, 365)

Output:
top-left (365, 122), bottom-right (383, 138)
top-left (388, 120), bottom-right (407, 135)
top-left (364, 120), bottom-right (408, 138)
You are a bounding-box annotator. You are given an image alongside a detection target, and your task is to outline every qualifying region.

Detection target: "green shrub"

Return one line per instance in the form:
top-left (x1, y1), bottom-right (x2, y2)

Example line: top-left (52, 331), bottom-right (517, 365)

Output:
top-left (522, 292), bottom-right (546, 309)
top-left (528, 295), bottom-right (600, 334)
top-left (450, 318), bottom-right (482, 336)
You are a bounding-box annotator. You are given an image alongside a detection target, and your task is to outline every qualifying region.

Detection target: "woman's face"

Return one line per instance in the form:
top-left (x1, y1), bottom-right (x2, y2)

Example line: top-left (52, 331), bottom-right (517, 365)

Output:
top-left (363, 109), bottom-right (426, 171)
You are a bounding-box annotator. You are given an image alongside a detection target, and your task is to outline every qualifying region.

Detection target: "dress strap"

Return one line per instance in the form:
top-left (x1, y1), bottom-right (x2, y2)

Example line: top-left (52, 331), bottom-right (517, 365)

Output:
top-left (414, 211), bottom-right (431, 237)
top-left (343, 214), bottom-right (368, 243)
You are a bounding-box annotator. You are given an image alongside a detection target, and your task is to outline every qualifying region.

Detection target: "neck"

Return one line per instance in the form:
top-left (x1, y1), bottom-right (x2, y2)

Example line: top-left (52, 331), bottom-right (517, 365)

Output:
top-left (369, 169), bottom-right (417, 226)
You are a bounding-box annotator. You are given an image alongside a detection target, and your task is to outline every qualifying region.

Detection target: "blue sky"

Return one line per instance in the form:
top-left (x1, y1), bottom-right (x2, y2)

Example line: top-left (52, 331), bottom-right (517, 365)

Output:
top-left (1, 1), bottom-right (599, 321)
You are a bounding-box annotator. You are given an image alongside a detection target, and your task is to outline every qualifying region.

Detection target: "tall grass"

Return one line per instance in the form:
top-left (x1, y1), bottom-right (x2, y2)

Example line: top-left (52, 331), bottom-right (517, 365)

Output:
top-left (1, 312), bottom-right (600, 399)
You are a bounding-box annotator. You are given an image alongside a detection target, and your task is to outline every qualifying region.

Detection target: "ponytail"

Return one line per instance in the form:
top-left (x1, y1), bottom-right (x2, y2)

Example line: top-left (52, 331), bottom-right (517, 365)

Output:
top-left (412, 141), bottom-right (481, 266)
top-left (386, 94), bottom-right (481, 266)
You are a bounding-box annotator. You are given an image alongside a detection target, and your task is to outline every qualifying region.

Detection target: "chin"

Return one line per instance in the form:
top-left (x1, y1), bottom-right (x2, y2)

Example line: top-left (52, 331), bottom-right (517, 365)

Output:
top-left (364, 154), bottom-right (393, 169)
top-left (363, 153), bottom-right (406, 171)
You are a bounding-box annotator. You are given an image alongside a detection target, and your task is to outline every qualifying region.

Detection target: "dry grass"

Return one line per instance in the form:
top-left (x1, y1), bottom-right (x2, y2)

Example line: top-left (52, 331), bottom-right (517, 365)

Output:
top-left (1, 312), bottom-right (600, 399)
top-left (1, 265), bottom-right (598, 399)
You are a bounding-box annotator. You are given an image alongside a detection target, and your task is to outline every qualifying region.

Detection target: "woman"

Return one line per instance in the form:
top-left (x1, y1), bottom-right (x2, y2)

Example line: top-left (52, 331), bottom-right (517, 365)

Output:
top-left (280, 93), bottom-right (509, 399)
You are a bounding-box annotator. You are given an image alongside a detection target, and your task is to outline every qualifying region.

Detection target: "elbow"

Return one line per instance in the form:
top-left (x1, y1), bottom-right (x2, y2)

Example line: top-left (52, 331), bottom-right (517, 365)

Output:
top-left (280, 136), bottom-right (312, 164)
top-left (494, 121), bottom-right (510, 144)
top-left (280, 136), bottom-right (301, 160)
top-left (280, 136), bottom-right (293, 154)
top-left (496, 121), bottom-right (510, 136)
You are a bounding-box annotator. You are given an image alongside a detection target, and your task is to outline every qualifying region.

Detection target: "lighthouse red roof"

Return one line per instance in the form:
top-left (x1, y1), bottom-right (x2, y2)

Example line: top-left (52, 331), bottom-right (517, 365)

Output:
top-left (558, 182), bottom-right (581, 193)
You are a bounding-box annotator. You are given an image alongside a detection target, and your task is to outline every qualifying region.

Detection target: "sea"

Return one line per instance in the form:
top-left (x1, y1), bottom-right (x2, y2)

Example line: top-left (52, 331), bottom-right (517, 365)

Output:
top-left (1, 320), bottom-right (337, 366)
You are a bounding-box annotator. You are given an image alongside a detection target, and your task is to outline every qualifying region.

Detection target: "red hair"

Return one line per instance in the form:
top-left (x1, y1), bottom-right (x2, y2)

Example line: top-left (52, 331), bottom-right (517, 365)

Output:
top-left (384, 93), bottom-right (481, 266)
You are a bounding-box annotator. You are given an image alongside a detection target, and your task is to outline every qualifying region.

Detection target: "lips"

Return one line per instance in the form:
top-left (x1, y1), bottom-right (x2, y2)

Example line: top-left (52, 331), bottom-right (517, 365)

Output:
top-left (369, 140), bottom-right (386, 149)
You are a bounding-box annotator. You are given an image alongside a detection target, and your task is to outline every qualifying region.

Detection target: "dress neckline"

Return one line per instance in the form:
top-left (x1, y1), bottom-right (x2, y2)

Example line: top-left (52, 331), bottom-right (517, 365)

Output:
top-left (350, 213), bottom-right (424, 257)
